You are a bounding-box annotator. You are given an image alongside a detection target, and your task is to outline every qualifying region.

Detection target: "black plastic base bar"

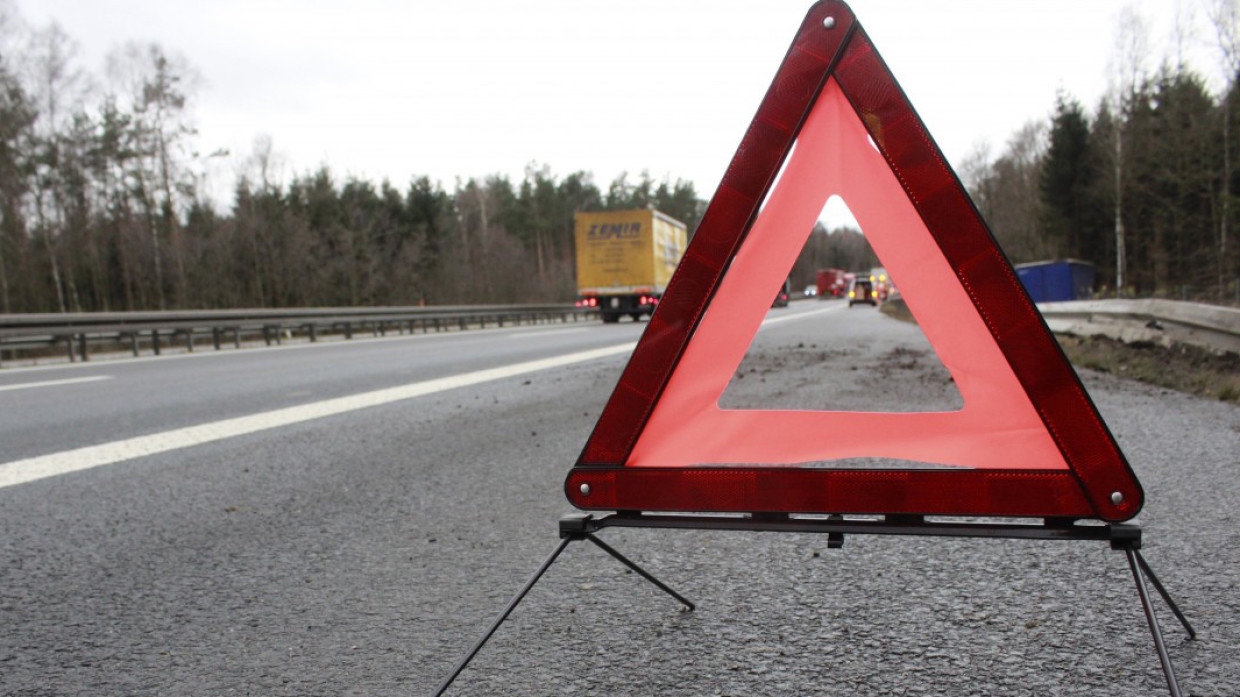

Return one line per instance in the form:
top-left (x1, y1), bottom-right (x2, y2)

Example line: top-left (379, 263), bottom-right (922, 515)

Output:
top-left (431, 512), bottom-right (1193, 697)
top-left (584, 511), bottom-right (1137, 543)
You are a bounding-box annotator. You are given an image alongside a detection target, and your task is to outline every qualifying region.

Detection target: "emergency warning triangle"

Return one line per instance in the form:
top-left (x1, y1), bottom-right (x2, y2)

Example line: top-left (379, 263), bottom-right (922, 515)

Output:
top-left (564, 0), bottom-right (1143, 522)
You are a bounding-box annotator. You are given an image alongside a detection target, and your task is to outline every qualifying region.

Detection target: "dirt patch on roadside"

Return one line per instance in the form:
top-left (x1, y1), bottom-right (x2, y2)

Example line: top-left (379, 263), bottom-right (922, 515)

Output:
top-left (1055, 334), bottom-right (1240, 403)
top-left (881, 296), bottom-right (1239, 402)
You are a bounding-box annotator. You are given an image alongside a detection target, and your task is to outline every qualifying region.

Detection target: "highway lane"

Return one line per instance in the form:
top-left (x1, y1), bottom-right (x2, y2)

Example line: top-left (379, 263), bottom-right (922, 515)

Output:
top-left (2, 300), bottom-right (1236, 696)
top-left (0, 312), bottom-right (657, 695)
top-left (0, 320), bottom-right (649, 465)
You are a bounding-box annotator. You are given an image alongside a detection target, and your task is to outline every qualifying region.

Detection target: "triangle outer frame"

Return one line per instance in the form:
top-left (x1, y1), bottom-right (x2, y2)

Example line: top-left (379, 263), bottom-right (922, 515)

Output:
top-left (564, 0), bottom-right (1143, 522)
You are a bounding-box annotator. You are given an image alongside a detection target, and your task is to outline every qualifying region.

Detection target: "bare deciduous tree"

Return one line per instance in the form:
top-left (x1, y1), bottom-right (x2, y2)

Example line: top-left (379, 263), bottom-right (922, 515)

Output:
top-left (105, 41), bottom-right (200, 308)
top-left (1104, 5), bottom-right (1151, 296)
top-left (1208, 0), bottom-right (1240, 297)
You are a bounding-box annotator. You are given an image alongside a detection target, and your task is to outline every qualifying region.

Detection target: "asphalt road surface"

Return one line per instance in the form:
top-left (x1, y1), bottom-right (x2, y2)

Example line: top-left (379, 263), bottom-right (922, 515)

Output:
top-left (1, 300), bottom-right (1237, 696)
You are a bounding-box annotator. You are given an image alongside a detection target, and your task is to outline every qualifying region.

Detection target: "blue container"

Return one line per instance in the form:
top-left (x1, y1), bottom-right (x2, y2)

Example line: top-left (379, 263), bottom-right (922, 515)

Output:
top-left (1015, 260), bottom-right (1095, 303)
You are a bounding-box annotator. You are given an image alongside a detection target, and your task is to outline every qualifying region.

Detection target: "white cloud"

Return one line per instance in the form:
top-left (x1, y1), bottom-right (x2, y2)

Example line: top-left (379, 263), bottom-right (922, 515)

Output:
top-left (20, 0), bottom-right (1222, 211)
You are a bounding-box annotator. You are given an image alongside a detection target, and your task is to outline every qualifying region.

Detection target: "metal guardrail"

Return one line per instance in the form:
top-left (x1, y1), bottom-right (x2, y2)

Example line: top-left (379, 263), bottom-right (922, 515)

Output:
top-left (5, 299), bottom-right (1235, 368)
top-left (1038, 299), bottom-right (1240, 355)
top-left (0, 304), bottom-right (595, 366)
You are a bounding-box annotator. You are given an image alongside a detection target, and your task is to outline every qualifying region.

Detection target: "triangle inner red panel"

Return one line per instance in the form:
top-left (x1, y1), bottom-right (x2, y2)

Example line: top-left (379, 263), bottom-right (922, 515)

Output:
top-left (565, 0), bottom-right (1143, 522)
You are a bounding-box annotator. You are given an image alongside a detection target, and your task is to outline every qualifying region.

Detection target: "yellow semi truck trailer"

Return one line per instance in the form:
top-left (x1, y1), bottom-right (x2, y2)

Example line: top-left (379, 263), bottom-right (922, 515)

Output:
top-left (574, 209), bottom-right (688, 323)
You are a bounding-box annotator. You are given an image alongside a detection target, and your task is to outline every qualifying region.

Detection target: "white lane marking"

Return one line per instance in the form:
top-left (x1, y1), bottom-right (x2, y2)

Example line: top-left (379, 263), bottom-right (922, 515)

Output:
top-left (510, 328), bottom-right (590, 340)
top-left (761, 303), bottom-right (846, 327)
top-left (0, 342), bottom-right (636, 490)
top-left (0, 375), bottom-right (114, 393)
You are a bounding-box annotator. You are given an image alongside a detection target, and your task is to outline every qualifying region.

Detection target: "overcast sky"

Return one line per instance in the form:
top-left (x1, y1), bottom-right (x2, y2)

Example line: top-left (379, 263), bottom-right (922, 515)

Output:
top-left (17, 0), bottom-right (1227, 211)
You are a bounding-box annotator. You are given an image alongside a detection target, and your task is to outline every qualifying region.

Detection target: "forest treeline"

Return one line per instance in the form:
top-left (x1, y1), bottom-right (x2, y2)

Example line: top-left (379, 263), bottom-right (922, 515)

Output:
top-left (969, 78), bottom-right (1239, 301)
top-left (964, 3), bottom-right (1240, 302)
top-left (2, 3), bottom-right (1239, 313)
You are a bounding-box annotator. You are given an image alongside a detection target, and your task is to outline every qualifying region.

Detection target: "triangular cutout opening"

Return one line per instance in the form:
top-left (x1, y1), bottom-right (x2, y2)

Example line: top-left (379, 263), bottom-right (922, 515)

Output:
top-left (720, 195), bottom-right (963, 414)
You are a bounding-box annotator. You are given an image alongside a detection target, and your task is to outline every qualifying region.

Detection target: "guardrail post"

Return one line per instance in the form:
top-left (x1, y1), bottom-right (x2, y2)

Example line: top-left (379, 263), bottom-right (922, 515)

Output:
top-left (212, 328), bottom-right (222, 351)
top-left (152, 330), bottom-right (161, 356)
top-left (233, 327), bottom-right (241, 349)
top-left (63, 336), bottom-right (75, 363)
top-left (129, 332), bottom-right (140, 356)
top-left (184, 330), bottom-right (195, 353)
top-left (308, 324), bottom-right (317, 342)
top-left (344, 322), bottom-right (353, 340)
top-left (79, 333), bottom-right (89, 362)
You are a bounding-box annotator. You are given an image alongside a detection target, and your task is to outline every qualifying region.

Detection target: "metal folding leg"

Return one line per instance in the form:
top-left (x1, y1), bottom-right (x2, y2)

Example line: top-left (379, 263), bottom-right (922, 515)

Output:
top-left (430, 516), bottom-right (692, 697)
top-left (584, 534), bottom-right (695, 610)
top-left (1134, 551), bottom-right (1196, 639)
top-left (432, 513), bottom-right (1196, 696)
top-left (1125, 549), bottom-right (1193, 697)
top-left (430, 536), bottom-right (572, 697)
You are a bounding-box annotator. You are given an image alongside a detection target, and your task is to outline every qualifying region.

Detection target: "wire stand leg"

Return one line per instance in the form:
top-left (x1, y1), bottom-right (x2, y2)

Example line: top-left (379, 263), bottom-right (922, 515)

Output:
top-left (1125, 548), bottom-right (1184, 697)
top-left (585, 533), bottom-right (696, 611)
top-left (430, 536), bottom-right (573, 697)
top-left (1134, 551), bottom-right (1196, 639)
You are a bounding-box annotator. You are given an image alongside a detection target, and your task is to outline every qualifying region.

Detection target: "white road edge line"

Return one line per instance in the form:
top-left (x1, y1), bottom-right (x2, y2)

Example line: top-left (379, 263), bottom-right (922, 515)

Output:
top-left (0, 375), bottom-right (114, 393)
top-left (0, 342), bottom-right (636, 490)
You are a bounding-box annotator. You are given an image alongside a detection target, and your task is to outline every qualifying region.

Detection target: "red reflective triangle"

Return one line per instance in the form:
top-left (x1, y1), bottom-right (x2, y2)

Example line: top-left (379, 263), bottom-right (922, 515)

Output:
top-left (565, 0), bottom-right (1143, 522)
